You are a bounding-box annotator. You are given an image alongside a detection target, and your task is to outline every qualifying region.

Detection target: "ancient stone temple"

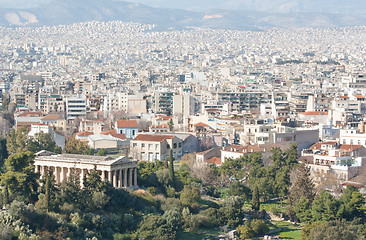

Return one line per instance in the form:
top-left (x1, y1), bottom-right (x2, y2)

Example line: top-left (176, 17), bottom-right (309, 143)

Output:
top-left (34, 150), bottom-right (138, 188)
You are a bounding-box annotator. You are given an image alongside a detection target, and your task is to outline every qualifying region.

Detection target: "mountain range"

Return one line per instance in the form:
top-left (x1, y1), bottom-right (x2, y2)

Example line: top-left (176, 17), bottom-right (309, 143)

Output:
top-left (0, 0), bottom-right (366, 30)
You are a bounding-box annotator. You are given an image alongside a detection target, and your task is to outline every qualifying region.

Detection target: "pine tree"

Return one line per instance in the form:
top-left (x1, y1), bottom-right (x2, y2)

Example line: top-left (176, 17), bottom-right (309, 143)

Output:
top-left (169, 149), bottom-right (175, 188)
top-left (252, 186), bottom-right (260, 211)
top-left (2, 184), bottom-right (8, 208)
top-left (45, 169), bottom-right (51, 212)
top-left (288, 163), bottom-right (314, 205)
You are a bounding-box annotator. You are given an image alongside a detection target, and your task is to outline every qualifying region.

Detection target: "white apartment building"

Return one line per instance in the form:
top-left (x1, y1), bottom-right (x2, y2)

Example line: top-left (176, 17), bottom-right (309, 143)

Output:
top-left (65, 96), bottom-right (87, 121)
top-left (173, 94), bottom-right (195, 117)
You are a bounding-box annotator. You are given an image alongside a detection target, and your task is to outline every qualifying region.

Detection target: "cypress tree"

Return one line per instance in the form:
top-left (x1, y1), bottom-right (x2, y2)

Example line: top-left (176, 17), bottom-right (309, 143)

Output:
top-left (45, 169), bottom-right (51, 212)
top-left (252, 186), bottom-right (260, 211)
top-left (2, 184), bottom-right (8, 208)
top-left (169, 149), bottom-right (175, 188)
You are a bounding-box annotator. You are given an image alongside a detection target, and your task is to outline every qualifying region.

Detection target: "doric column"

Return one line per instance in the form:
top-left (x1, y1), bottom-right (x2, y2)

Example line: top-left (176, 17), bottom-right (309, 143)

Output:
top-left (41, 166), bottom-right (47, 179)
top-left (134, 168), bottom-right (138, 187)
top-left (113, 170), bottom-right (117, 188)
top-left (80, 169), bottom-right (87, 188)
top-left (35, 165), bottom-right (39, 173)
top-left (60, 167), bottom-right (65, 183)
top-left (101, 170), bottom-right (105, 182)
top-left (108, 171), bottom-right (112, 184)
top-left (119, 169), bottom-right (122, 188)
top-left (52, 167), bottom-right (58, 184)
top-left (123, 169), bottom-right (127, 187)
top-left (67, 167), bottom-right (71, 179)
top-left (129, 168), bottom-right (133, 187)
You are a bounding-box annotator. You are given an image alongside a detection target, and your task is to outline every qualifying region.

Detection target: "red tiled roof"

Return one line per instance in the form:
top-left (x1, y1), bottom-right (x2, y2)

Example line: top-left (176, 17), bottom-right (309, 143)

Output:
top-left (32, 123), bottom-right (48, 126)
top-left (206, 157), bottom-right (222, 165)
top-left (353, 95), bottom-right (365, 99)
top-left (17, 112), bottom-right (43, 117)
top-left (300, 111), bottom-right (328, 116)
top-left (340, 144), bottom-right (363, 151)
top-left (155, 115), bottom-right (173, 121)
top-left (340, 96), bottom-right (349, 98)
top-left (116, 120), bottom-right (138, 128)
top-left (76, 131), bottom-right (93, 136)
top-left (41, 114), bottom-right (63, 120)
top-left (101, 129), bottom-right (126, 140)
top-left (194, 122), bottom-right (209, 127)
top-left (133, 134), bottom-right (174, 142)
top-left (309, 142), bottom-right (337, 149)
top-left (150, 124), bottom-right (169, 128)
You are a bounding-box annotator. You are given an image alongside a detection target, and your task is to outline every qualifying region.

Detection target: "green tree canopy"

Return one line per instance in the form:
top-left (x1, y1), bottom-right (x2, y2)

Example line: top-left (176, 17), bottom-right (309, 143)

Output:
top-left (0, 151), bottom-right (39, 202)
top-left (63, 136), bottom-right (93, 155)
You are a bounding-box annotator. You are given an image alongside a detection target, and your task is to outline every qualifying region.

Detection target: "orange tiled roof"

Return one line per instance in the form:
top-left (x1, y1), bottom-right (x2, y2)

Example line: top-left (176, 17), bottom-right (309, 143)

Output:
top-left (194, 122), bottom-right (210, 127)
top-left (41, 114), bottom-right (63, 120)
top-left (353, 95), bottom-right (365, 99)
top-left (150, 124), bottom-right (169, 128)
top-left (116, 120), bottom-right (138, 128)
top-left (309, 141), bottom-right (337, 149)
top-left (206, 157), bottom-right (222, 165)
top-left (133, 134), bottom-right (174, 142)
top-left (101, 129), bottom-right (126, 140)
top-left (300, 111), bottom-right (328, 116)
top-left (340, 144), bottom-right (363, 151)
top-left (76, 131), bottom-right (93, 137)
top-left (17, 112), bottom-right (43, 117)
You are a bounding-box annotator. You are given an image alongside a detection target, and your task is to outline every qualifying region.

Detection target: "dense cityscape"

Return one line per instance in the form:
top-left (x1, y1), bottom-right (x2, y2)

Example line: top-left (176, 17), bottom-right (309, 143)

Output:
top-left (0, 19), bottom-right (366, 240)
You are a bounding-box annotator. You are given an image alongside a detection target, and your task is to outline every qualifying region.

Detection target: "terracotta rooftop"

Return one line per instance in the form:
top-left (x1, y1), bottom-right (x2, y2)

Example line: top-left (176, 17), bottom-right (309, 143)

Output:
top-left (206, 157), bottom-right (222, 165)
top-left (133, 134), bottom-right (174, 142)
top-left (76, 131), bottom-right (93, 137)
top-left (41, 114), bottom-right (63, 120)
top-left (194, 122), bottom-right (210, 127)
top-left (101, 129), bottom-right (126, 140)
top-left (353, 95), bottom-right (365, 99)
top-left (17, 112), bottom-right (43, 117)
top-left (116, 120), bottom-right (138, 128)
top-left (310, 142), bottom-right (337, 149)
top-left (150, 124), bottom-right (169, 128)
top-left (300, 111), bottom-right (328, 116)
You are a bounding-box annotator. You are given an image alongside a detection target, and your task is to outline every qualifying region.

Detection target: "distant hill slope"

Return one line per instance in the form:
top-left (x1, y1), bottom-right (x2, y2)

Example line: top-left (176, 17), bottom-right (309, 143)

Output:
top-left (0, 0), bottom-right (365, 30)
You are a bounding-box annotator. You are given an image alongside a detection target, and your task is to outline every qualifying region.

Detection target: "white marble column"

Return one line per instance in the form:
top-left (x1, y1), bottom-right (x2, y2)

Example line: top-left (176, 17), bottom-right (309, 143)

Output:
top-left (123, 169), bottom-right (127, 187)
top-left (35, 165), bottom-right (39, 173)
top-left (108, 171), bottom-right (112, 184)
top-left (119, 169), bottom-right (122, 188)
top-left (66, 167), bottom-right (71, 179)
top-left (42, 166), bottom-right (47, 179)
top-left (129, 168), bottom-right (133, 187)
top-left (113, 170), bottom-right (117, 188)
top-left (134, 168), bottom-right (138, 187)
top-left (101, 170), bottom-right (105, 182)
top-left (80, 169), bottom-right (87, 188)
top-left (60, 167), bottom-right (65, 183)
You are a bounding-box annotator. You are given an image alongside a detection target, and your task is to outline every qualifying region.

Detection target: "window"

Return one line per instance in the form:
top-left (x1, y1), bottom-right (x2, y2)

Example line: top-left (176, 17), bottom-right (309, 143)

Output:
top-left (133, 143), bottom-right (137, 147)
top-left (358, 140), bottom-right (361, 145)
top-left (148, 144), bottom-right (153, 150)
top-left (155, 144), bottom-right (159, 150)
top-left (178, 143), bottom-right (182, 148)
top-left (167, 144), bottom-right (170, 149)
top-left (174, 143), bottom-right (177, 148)
top-left (132, 130), bottom-right (136, 136)
top-left (142, 143), bottom-right (145, 148)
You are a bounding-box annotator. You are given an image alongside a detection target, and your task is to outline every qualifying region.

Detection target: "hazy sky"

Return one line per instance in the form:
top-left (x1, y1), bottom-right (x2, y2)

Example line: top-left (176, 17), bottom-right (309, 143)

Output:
top-left (1, 0), bottom-right (365, 13)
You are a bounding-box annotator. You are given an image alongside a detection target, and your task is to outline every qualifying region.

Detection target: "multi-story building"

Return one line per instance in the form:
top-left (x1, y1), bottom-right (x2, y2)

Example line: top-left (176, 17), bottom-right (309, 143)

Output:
top-left (65, 96), bottom-right (87, 121)
top-left (130, 134), bottom-right (183, 161)
top-left (152, 91), bottom-right (174, 115)
top-left (173, 94), bottom-right (195, 117)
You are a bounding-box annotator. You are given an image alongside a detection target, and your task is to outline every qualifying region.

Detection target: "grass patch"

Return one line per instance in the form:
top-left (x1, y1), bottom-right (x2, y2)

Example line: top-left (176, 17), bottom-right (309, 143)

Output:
top-left (261, 199), bottom-right (287, 214)
top-left (177, 228), bottom-right (221, 240)
top-left (269, 221), bottom-right (302, 240)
